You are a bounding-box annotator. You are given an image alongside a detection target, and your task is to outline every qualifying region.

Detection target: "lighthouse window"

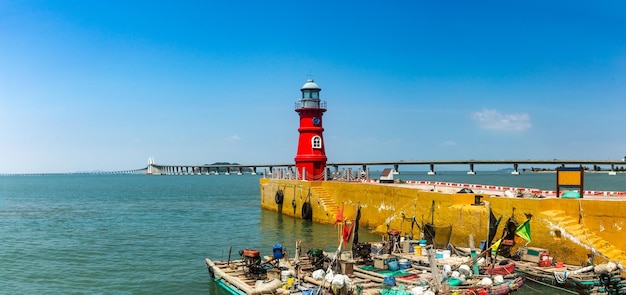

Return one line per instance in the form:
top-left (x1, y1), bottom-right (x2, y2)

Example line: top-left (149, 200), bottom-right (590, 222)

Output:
top-left (312, 136), bottom-right (322, 149)
top-left (312, 91), bottom-right (318, 99)
top-left (303, 90), bottom-right (311, 98)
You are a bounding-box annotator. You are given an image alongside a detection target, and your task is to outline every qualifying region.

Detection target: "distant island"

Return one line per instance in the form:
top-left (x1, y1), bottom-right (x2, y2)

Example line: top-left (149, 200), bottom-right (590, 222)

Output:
top-left (205, 162), bottom-right (254, 173)
top-left (529, 165), bottom-right (625, 172)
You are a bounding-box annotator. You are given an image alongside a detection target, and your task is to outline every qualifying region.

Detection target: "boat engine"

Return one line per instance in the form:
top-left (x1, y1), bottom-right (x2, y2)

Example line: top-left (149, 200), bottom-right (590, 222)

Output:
top-left (353, 242), bottom-right (372, 263)
top-left (384, 229), bottom-right (401, 254)
top-left (307, 249), bottom-right (328, 269)
top-left (496, 219), bottom-right (518, 258)
top-left (239, 249), bottom-right (266, 279)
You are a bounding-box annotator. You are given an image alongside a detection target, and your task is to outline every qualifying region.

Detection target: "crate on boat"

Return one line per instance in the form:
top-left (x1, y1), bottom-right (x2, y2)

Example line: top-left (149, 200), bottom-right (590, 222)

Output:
top-left (522, 247), bottom-right (548, 263)
top-left (340, 260), bottom-right (355, 275)
top-left (401, 240), bottom-right (421, 253)
top-left (436, 249), bottom-right (451, 259)
top-left (373, 254), bottom-right (391, 270)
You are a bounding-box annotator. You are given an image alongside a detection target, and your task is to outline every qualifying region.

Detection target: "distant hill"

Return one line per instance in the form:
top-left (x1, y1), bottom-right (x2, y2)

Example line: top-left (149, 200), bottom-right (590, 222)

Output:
top-left (209, 162), bottom-right (240, 166)
top-left (204, 162), bottom-right (252, 173)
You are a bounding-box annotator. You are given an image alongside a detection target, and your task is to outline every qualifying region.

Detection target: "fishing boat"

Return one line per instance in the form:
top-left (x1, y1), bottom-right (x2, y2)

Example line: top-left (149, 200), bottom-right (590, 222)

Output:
top-left (364, 246), bottom-right (525, 295)
top-left (205, 245), bottom-right (293, 295)
top-left (513, 258), bottom-right (626, 294)
top-left (484, 214), bottom-right (626, 295)
top-left (472, 217), bottom-right (626, 294)
top-left (358, 227), bottom-right (525, 295)
top-left (204, 241), bottom-right (375, 295)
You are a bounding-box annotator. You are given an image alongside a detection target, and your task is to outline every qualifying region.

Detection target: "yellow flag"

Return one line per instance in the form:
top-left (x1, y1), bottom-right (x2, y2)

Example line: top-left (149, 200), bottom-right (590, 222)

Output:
top-left (490, 239), bottom-right (502, 252)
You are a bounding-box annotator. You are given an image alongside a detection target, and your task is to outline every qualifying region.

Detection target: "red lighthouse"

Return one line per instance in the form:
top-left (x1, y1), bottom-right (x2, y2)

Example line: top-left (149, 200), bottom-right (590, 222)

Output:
top-left (294, 79), bottom-right (327, 180)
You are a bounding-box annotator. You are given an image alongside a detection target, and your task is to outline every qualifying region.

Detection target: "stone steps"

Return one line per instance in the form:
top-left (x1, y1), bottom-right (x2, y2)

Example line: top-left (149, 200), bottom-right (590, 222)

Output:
top-left (310, 187), bottom-right (339, 219)
top-left (541, 210), bottom-right (626, 266)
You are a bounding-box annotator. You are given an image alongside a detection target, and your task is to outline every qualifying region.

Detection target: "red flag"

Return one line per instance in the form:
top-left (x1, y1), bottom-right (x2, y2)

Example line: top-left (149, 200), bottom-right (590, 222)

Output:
top-left (335, 204), bottom-right (344, 228)
top-left (342, 220), bottom-right (354, 247)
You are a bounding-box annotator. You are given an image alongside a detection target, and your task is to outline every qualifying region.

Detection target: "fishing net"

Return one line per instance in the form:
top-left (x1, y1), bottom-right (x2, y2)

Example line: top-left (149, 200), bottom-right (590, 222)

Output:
top-left (423, 223), bottom-right (452, 249)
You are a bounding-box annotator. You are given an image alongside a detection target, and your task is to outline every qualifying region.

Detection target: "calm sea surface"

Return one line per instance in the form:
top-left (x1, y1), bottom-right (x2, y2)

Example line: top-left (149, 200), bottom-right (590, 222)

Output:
top-left (1, 172), bottom-right (623, 294)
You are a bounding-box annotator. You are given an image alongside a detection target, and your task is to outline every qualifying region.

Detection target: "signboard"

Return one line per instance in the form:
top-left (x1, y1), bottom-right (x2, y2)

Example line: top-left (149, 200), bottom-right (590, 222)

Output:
top-left (556, 167), bottom-right (584, 198)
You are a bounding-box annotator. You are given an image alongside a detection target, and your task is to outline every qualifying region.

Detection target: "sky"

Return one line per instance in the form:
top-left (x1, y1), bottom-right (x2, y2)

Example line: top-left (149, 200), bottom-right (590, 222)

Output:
top-left (1, 1), bottom-right (625, 174)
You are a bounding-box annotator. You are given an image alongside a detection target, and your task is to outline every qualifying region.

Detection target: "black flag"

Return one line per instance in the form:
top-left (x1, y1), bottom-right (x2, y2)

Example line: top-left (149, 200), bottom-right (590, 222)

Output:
top-left (352, 206), bottom-right (361, 252)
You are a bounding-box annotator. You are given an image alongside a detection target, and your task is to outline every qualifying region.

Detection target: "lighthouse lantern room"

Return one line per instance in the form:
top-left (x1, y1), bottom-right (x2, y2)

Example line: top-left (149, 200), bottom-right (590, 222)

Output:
top-left (294, 79), bottom-right (327, 180)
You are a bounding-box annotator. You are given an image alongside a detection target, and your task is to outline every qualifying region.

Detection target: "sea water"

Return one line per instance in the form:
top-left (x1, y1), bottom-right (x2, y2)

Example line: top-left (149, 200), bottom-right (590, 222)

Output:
top-left (1, 173), bottom-right (623, 294)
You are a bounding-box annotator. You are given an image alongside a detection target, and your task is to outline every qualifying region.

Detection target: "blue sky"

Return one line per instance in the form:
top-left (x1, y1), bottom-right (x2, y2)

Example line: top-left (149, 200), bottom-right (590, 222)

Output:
top-left (1, 1), bottom-right (625, 173)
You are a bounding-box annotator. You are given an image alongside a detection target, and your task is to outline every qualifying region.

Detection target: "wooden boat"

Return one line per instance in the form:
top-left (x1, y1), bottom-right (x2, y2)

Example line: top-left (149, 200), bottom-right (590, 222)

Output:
top-left (204, 246), bottom-right (293, 295)
top-left (513, 259), bottom-right (626, 295)
top-left (486, 241), bottom-right (626, 294)
top-left (483, 260), bottom-right (516, 276)
top-left (205, 257), bottom-right (285, 295)
top-left (368, 244), bottom-right (525, 295)
top-left (204, 242), bottom-right (366, 295)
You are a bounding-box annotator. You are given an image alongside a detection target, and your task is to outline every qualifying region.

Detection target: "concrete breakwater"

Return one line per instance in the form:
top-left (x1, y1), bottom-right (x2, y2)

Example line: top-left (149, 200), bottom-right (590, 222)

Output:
top-left (260, 178), bottom-right (626, 267)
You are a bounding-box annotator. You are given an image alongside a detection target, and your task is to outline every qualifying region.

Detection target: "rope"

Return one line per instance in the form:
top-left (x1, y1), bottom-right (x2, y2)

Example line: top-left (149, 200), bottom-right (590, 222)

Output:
top-left (554, 271), bottom-right (568, 284)
top-left (554, 265), bottom-right (594, 284)
top-left (569, 265), bottom-right (593, 275)
top-left (524, 276), bottom-right (579, 294)
top-left (314, 239), bottom-right (344, 295)
top-left (577, 199), bottom-right (593, 252)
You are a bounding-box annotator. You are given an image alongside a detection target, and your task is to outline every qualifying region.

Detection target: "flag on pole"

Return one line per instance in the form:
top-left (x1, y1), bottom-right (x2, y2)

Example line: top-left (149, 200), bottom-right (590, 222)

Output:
top-left (515, 220), bottom-right (532, 243)
top-left (490, 238), bottom-right (502, 251)
top-left (353, 206), bottom-right (361, 246)
top-left (342, 220), bottom-right (354, 248)
top-left (490, 238), bottom-right (502, 255)
top-left (335, 204), bottom-right (344, 228)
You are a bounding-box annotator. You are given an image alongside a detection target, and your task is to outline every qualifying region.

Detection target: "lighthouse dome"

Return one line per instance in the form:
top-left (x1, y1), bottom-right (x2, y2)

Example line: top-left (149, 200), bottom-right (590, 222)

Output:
top-left (301, 79), bottom-right (321, 91)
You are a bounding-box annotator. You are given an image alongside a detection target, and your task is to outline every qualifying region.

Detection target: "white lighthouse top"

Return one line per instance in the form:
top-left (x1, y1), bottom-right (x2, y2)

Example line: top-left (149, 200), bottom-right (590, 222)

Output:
top-left (301, 79), bottom-right (321, 91)
top-left (296, 79), bottom-right (326, 110)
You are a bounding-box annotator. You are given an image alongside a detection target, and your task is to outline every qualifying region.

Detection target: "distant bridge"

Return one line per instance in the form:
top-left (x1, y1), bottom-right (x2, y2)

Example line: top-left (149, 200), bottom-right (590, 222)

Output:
top-left (146, 158), bottom-right (626, 176)
top-left (4, 158), bottom-right (623, 176)
top-left (1, 168), bottom-right (147, 176)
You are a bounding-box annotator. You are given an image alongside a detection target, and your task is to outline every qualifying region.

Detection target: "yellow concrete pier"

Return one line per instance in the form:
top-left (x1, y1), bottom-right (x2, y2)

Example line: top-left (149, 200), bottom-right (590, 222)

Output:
top-left (260, 178), bottom-right (626, 267)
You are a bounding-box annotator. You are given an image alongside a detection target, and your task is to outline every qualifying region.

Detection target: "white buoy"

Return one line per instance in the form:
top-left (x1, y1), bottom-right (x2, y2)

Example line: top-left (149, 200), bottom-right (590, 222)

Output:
top-left (479, 277), bottom-right (493, 286)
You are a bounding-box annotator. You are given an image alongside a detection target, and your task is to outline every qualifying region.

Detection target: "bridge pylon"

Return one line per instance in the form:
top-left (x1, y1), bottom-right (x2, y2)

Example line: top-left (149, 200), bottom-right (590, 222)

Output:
top-left (147, 157), bottom-right (155, 175)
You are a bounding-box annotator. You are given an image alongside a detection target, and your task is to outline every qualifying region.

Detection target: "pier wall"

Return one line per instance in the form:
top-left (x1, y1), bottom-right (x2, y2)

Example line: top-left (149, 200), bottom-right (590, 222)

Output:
top-left (260, 178), bottom-right (626, 267)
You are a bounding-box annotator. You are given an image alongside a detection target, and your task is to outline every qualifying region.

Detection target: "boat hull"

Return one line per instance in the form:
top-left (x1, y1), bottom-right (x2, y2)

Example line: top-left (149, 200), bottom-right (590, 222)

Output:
top-left (205, 258), bottom-right (284, 295)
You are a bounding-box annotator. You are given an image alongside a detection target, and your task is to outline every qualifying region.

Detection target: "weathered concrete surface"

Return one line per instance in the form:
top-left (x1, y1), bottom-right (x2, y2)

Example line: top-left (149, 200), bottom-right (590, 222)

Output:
top-left (260, 178), bottom-right (626, 267)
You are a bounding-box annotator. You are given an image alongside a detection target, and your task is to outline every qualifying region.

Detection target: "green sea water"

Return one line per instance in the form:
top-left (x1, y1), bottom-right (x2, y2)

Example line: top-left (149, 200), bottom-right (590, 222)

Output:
top-left (1, 172), bottom-right (623, 294)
